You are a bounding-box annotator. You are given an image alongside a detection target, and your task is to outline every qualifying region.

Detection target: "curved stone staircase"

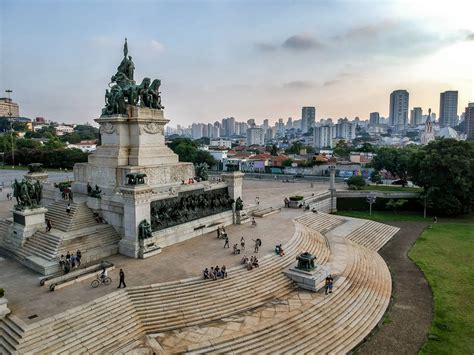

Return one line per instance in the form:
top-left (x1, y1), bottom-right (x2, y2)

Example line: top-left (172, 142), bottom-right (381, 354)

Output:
top-left (0, 212), bottom-right (400, 354)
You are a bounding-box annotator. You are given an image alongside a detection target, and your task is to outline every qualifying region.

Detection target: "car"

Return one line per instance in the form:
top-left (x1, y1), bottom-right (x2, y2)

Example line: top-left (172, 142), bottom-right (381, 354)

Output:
top-left (391, 179), bottom-right (406, 185)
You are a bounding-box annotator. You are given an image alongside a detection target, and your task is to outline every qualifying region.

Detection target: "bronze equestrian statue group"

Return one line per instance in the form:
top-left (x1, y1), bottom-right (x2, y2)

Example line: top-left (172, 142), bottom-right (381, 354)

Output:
top-left (102, 38), bottom-right (164, 115)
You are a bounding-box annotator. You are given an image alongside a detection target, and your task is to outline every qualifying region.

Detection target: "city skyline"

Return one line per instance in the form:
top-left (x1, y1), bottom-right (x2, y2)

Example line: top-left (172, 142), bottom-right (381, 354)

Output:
top-left (1, 0), bottom-right (473, 126)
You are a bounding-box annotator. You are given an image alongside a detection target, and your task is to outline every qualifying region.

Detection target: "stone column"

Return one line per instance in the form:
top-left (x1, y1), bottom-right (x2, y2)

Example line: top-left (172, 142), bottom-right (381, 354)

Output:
top-left (328, 165), bottom-right (337, 213)
top-left (221, 171), bottom-right (244, 201)
top-left (11, 208), bottom-right (48, 247)
top-left (0, 298), bottom-right (10, 319)
top-left (119, 185), bottom-right (154, 258)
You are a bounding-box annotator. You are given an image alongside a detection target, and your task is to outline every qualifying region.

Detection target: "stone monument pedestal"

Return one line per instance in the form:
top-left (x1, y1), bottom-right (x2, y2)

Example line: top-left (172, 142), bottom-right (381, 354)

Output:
top-left (285, 264), bottom-right (330, 292)
top-left (119, 185), bottom-right (154, 258)
top-left (10, 208), bottom-right (48, 247)
top-left (222, 171), bottom-right (244, 201)
top-left (24, 172), bottom-right (49, 183)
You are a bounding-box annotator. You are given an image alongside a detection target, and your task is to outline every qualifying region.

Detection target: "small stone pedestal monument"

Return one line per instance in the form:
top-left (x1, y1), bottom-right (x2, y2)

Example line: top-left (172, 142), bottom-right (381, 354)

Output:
top-left (285, 252), bottom-right (330, 292)
top-left (10, 179), bottom-right (47, 247)
top-left (24, 163), bottom-right (49, 183)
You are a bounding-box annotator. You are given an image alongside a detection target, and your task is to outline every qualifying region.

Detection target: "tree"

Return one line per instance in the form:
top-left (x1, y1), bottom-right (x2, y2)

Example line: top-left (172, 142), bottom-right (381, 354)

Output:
top-left (370, 171), bottom-right (383, 184)
top-left (385, 199), bottom-right (408, 214)
top-left (286, 141), bottom-right (304, 154)
top-left (167, 138), bottom-right (216, 167)
top-left (282, 159), bottom-right (293, 167)
top-left (195, 150), bottom-right (216, 167)
top-left (270, 144), bottom-right (278, 156)
top-left (409, 139), bottom-right (474, 216)
top-left (371, 146), bottom-right (416, 187)
top-left (44, 138), bottom-right (66, 150)
top-left (346, 175), bottom-right (366, 190)
top-left (333, 140), bottom-right (351, 158)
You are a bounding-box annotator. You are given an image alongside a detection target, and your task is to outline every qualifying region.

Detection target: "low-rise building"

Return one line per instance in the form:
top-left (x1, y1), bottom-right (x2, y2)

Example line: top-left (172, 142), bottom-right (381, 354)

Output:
top-left (67, 140), bottom-right (97, 152)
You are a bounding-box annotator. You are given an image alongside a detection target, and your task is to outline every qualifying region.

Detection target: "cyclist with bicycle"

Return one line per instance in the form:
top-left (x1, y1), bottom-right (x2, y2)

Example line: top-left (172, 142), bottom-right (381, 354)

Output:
top-left (100, 267), bottom-right (107, 282)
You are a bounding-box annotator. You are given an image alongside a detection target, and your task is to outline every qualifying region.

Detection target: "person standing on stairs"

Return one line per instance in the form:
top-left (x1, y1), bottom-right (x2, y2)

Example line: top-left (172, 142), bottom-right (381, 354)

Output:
top-left (117, 269), bottom-right (126, 288)
top-left (66, 202), bottom-right (71, 215)
top-left (46, 218), bottom-right (52, 232)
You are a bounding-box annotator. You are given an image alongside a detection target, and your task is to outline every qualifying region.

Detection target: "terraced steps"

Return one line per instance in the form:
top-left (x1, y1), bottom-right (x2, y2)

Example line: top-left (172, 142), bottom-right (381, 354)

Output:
top-left (183, 242), bottom-right (391, 354)
top-left (21, 231), bottom-right (62, 261)
top-left (0, 317), bottom-right (24, 355)
top-left (45, 201), bottom-right (96, 232)
top-left (58, 224), bottom-right (121, 257)
top-left (11, 292), bottom-right (144, 354)
top-left (128, 223), bottom-right (331, 333)
top-left (295, 211), bottom-right (345, 234)
top-left (346, 220), bottom-right (400, 251)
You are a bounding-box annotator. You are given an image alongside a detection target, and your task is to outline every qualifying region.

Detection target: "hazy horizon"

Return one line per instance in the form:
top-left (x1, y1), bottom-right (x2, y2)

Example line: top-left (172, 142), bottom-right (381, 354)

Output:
top-left (1, 0), bottom-right (473, 126)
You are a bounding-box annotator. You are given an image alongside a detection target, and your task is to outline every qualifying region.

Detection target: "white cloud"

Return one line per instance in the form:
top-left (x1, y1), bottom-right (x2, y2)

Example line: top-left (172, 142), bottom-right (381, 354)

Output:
top-left (150, 40), bottom-right (165, 52)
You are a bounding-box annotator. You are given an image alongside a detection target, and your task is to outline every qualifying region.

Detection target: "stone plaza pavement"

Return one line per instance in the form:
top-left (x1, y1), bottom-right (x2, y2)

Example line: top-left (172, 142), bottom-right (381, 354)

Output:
top-left (0, 179), bottom-right (342, 323)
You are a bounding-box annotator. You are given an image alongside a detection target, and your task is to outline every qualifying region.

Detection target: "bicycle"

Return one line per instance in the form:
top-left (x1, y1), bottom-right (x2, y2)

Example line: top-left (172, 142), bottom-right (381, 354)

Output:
top-left (91, 273), bottom-right (112, 288)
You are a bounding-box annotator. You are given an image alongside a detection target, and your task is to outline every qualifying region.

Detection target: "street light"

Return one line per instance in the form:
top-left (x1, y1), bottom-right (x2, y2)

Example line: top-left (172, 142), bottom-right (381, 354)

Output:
top-left (5, 89), bottom-right (14, 168)
top-left (367, 193), bottom-right (377, 216)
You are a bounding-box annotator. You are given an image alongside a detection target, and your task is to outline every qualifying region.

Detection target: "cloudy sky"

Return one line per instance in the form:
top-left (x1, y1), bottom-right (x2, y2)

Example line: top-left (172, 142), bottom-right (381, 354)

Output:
top-left (1, 0), bottom-right (473, 126)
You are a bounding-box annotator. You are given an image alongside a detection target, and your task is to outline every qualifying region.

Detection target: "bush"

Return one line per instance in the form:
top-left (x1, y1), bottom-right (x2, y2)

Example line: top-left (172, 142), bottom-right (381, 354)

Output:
top-left (289, 196), bottom-right (304, 201)
top-left (0, 288), bottom-right (4, 298)
top-left (346, 175), bottom-right (366, 190)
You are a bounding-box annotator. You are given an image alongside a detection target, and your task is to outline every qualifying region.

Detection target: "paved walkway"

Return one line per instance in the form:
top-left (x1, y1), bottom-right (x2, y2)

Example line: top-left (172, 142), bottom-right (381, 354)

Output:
top-left (0, 179), bottom-right (338, 323)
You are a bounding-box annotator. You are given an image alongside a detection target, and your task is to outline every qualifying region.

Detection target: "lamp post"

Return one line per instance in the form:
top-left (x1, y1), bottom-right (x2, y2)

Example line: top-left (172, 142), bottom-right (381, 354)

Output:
top-left (367, 193), bottom-right (377, 216)
top-left (5, 89), bottom-right (14, 168)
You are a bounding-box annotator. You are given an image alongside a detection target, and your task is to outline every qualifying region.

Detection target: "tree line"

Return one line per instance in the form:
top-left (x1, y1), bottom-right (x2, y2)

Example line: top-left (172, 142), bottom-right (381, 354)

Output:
top-left (370, 139), bottom-right (474, 216)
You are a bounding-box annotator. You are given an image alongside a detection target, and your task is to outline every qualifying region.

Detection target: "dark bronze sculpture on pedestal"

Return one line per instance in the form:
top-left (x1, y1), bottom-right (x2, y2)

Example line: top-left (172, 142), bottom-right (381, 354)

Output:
top-left (296, 252), bottom-right (317, 272)
top-left (12, 179), bottom-right (43, 210)
top-left (102, 38), bottom-right (164, 115)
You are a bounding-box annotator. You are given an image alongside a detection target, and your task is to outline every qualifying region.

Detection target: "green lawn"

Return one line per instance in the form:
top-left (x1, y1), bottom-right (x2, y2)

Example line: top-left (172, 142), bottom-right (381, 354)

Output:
top-left (361, 185), bottom-right (422, 192)
top-left (409, 223), bottom-right (474, 354)
top-left (334, 210), bottom-right (427, 222)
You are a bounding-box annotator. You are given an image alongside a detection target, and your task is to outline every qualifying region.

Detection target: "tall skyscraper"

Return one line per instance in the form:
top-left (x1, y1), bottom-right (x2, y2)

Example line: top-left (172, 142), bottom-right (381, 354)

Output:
top-left (410, 107), bottom-right (423, 126)
top-left (464, 103), bottom-right (474, 140)
top-left (389, 90), bottom-right (409, 131)
top-left (369, 112), bottom-right (380, 126)
top-left (263, 119), bottom-right (269, 132)
top-left (301, 106), bottom-right (316, 133)
top-left (439, 91), bottom-right (458, 127)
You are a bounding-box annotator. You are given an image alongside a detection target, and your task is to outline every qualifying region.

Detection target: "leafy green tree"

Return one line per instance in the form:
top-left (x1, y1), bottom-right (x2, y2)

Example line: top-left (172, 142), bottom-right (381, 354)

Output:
top-left (282, 159), bottom-right (293, 167)
top-left (371, 146), bottom-right (416, 187)
top-left (357, 143), bottom-right (377, 153)
top-left (409, 139), bottom-right (474, 216)
top-left (286, 141), bottom-right (304, 154)
top-left (333, 140), bottom-right (351, 158)
top-left (346, 175), bottom-right (366, 190)
top-left (270, 144), bottom-right (278, 156)
top-left (44, 138), bottom-right (66, 150)
top-left (195, 150), bottom-right (216, 167)
top-left (15, 138), bottom-right (42, 150)
top-left (385, 199), bottom-right (408, 214)
top-left (370, 171), bottom-right (383, 184)
top-left (168, 138), bottom-right (216, 167)
top-left (12, 122), bottom-right (28, 132)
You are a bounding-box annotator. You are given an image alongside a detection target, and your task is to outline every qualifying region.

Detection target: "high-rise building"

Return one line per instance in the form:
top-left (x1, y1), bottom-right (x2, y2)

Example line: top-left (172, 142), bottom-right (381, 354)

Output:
top-left (389, 90), bottom-right (409, 131)
top-left (314, 125), bottom-right (334, 149)
top-left (222, 117), bottom-right (236, 137)
top-left (301, 106), bottom-right (316, 133)
top-left (0, 97), bottom-right (20, 117)
top-left (192, 123), bottom-right (203, 139)
top-left (439, 91), bottom-right (458, 127)
top-left (246, 127), bottom-right (265, 146)
top-left (335, 118), bottom-right (355, 140)
top-left (247, 119), bottom-right (256, 127)
top-left (263, 119), bottom-right (269, 132)
top-left (410, 107), bottom-right (423, 126)
top-left (286, 117), bottom-right (293, 129)
top-left (369, 112), bottom-right (380, 126)
top-left (464, 103), bottom-right (474, 140)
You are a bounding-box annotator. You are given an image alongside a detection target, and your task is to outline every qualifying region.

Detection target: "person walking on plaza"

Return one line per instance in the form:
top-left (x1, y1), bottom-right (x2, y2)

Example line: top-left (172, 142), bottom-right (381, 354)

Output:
top-left (66, 202), bottom-right (71, 215)
top-left (224, 235), bottom-right (230, 248)
top-left (325, 275), bottom-right (331, 295)
top-left (253, 238), bottom-right (261, 253)
top-left (240, 236), bottom-right (245, 250)
top-left (117, 269), bottom-right (126, 288)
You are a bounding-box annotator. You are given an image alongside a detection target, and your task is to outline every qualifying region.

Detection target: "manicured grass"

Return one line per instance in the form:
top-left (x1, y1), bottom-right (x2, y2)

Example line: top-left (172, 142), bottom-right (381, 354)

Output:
top-left (360, 185), bottom-right (422, 192)
top-left (409, 223), bottom-right (474, 354)
top-left (334, 210), bottom-right (427, 222)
